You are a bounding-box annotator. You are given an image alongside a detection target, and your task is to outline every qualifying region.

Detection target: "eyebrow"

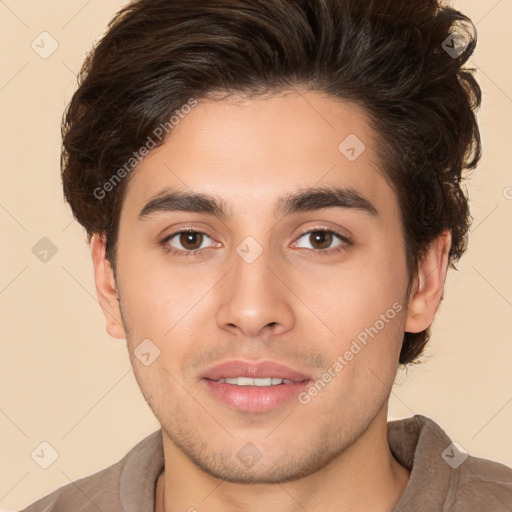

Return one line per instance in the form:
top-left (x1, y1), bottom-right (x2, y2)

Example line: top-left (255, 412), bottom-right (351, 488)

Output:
top-left (137, 185), bottom-right (379, 221)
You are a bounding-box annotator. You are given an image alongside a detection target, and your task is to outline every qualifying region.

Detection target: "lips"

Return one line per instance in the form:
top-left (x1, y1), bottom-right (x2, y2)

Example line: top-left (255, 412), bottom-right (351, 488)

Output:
top-left (200, 359), bottom-right (312, 413)
top-left (200, 359), bottom-right (311, 382)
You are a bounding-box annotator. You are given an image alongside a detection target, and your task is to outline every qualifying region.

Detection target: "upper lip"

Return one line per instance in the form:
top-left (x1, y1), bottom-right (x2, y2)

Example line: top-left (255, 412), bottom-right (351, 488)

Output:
top-left (201, 360), bottom-right (311, 381)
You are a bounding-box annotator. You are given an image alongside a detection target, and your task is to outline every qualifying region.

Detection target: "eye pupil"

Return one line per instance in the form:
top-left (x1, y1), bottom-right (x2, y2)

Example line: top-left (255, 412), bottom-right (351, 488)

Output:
top-left (310, 231), bottom-right (332, 249)
top-left (180, 231), bottom-right (202, 250)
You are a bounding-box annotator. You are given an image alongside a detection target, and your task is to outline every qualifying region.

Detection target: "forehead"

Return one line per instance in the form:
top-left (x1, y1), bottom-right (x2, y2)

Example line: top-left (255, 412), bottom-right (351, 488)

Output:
top-left (121, 90), bottom-right (398, 223)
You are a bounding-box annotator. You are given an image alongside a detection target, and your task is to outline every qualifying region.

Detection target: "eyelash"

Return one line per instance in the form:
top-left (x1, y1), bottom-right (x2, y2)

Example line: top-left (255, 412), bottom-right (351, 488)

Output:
top-left (160, 228), bottom-right (352, 258)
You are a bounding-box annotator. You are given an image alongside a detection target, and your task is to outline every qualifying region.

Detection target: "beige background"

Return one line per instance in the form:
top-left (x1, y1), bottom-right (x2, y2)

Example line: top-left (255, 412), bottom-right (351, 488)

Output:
top-left (1, 0), bottom-right (511, 509)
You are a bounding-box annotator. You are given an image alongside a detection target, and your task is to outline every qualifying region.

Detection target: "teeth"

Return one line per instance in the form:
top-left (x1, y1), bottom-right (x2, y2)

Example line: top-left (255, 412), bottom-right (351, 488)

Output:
top-left (217, 377), bottom-right (296, 386)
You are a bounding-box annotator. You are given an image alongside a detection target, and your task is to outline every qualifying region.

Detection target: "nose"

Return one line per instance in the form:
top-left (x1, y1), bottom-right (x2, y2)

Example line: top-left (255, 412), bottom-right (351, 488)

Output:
top-left (215, 244), bottom-right (295, 338)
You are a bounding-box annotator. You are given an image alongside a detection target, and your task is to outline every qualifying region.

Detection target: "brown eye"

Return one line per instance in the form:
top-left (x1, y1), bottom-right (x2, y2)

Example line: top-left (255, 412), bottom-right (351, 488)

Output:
top-left (308, 231), bottom-right (333, 250)
top-left (163, 230), bottom-right (215, 254)
top-left (179, 231), bottom-right (204, 250)
top-left (295, 229), bottom-right (345, 251)
top-left (292, 229), bottom-right (351, 256)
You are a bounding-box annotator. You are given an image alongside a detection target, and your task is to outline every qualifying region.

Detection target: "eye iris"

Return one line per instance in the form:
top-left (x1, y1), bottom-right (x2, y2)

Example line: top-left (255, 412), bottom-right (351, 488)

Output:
top-left (310, 231), bottom-right (332, 249)
top-left (180, 231), bottom-right (203, 250)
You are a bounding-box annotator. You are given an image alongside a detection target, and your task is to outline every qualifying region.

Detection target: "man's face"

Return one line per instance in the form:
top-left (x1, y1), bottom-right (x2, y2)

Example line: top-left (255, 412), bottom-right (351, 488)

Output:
top-left (113, 90), bottom-right (411, 483)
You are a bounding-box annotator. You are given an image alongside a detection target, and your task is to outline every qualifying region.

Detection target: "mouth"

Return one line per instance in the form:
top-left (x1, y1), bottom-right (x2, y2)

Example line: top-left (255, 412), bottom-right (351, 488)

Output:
top-left (215, 377), bottom-right (298, 386)
top-left (200, 360), bottom-right (312, 413)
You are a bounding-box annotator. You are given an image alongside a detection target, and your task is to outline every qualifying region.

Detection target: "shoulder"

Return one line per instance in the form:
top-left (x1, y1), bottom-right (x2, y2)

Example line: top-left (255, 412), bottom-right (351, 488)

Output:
top-left (19, 429), bottom-right (163, 512)
top-left (452, 454), bottom-right (512, 511)
top-left (389, 415), bottom-right (512, 512)
top-left (20, 459), bottom-right (125, 512)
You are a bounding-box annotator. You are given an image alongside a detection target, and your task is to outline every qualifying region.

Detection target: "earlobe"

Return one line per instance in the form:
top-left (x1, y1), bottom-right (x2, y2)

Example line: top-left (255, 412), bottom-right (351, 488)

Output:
top-left (90, 233), bottom-right (127, 340)
top-left (404, 230), bottom-right (452, 334)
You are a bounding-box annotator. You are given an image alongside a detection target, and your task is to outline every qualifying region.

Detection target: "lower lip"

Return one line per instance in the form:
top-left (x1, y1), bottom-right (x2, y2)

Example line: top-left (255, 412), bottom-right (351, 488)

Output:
top-left (201, 379), bottom-right (311, 413)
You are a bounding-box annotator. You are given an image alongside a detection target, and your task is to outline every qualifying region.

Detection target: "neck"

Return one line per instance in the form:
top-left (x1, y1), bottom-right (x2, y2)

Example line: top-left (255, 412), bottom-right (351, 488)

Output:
top-left (155, 408), bottom-right (410, 512)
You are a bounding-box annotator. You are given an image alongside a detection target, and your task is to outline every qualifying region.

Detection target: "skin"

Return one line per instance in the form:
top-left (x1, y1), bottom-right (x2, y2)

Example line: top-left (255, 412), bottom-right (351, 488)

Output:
top-left (91, 90), bottom-right (451, 512)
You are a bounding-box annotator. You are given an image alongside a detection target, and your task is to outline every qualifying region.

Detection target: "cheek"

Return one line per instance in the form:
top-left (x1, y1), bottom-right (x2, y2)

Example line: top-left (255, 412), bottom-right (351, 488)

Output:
top-left (306, 307), bottom-right (405, 419)
top-left (297, 246), bottom-right (406, 334)
top-left (116, 266), bottom-right (171, 346)
top-left (295, 245), bottom-right (407, 387)
top-left (117, 253), bottom-right (222, 366)
top-left (117, 243), bottom-right (185, 314)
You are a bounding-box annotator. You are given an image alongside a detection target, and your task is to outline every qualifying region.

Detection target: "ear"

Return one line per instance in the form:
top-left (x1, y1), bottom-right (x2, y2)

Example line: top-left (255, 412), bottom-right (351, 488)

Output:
top-left (90, 233), bottom-right (127, 340)
top-left (404, 229), bottom-right (452, 333)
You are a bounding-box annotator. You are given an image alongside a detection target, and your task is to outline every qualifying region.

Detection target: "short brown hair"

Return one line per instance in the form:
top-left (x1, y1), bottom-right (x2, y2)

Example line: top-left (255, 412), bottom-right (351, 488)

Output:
top-left (61, 0), bottom-right (481, 364)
